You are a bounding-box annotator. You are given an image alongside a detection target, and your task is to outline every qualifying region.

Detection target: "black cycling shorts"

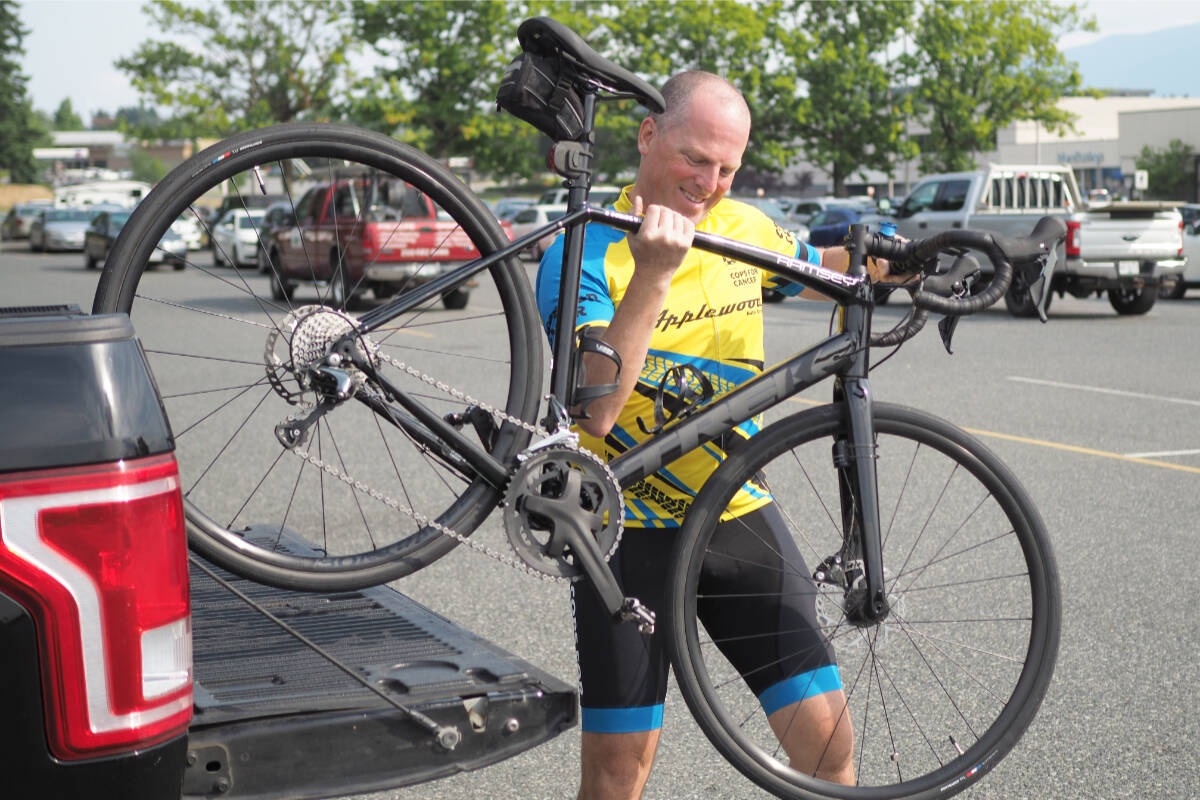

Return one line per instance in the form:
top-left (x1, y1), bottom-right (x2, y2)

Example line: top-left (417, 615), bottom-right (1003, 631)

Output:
top-left (571, 503), bottom-right (841, 733)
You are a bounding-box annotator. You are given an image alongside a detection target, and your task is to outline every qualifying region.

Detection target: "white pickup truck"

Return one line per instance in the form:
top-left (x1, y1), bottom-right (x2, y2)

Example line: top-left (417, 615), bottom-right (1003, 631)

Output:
top-left (884, 164), bottom-right (1185, 317)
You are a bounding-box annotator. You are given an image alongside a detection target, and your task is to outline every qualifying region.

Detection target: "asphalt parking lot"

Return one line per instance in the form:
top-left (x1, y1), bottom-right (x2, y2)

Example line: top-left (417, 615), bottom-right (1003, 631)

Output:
top-left (3, 239), bottom-right (1198, 799)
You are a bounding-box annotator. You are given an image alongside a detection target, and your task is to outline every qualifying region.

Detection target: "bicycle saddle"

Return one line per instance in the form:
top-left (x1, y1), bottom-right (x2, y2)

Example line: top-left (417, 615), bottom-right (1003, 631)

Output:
top-left (517, 17), bottom-right (666, 113)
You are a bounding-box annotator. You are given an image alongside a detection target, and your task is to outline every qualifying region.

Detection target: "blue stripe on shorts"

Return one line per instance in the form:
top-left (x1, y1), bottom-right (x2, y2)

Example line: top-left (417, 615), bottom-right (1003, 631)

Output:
top-left (581, 704), bottom-right (665, 733)
top-left (758, 664), bottom-right (843, 716)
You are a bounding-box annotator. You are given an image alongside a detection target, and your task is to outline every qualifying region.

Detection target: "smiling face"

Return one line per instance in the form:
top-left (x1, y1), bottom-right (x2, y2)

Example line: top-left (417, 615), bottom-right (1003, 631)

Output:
top-left (632, 79), bottom-right (751, 225)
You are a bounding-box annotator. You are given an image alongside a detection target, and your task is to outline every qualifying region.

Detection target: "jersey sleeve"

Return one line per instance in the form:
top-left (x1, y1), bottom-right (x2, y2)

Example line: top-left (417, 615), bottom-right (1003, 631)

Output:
top-left (534, 227), bottom-right (618, 347)
top-left (763, 241), bottom-right (820, 298)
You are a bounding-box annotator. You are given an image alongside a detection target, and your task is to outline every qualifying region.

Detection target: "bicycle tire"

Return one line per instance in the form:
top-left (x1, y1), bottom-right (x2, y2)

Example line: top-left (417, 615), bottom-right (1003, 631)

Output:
top-left (93, 123), bottom-right (543, 591)
top-left (668, 402), bottom-right (1060, 800)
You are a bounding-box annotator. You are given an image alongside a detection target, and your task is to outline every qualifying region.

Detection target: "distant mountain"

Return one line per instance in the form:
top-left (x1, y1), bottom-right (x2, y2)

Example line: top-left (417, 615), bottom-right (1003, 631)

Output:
top-left (1063, 23), bottom-right (1199, 98)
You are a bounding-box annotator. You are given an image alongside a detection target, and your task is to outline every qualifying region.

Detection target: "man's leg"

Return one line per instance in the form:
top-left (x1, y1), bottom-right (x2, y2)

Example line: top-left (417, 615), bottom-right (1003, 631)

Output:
top-left (578, 729), bottom-right (661, 800)
top-left (701, 505), bottom-right (855, 784)
top-left (572, 528), bottom-right (674, 800)
top-left (768, 689), bottom-right (854, 783)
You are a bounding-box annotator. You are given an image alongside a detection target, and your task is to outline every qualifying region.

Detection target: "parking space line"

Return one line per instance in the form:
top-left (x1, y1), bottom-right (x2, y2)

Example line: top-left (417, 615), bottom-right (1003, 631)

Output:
top-left (1124, 449), bottom-right (1200, 459)
top-left (1007, 376), bottom-right (1200, 408)
top-left (786, 397), bottom-right (1200, 475)
top-left (961, 428), bottom-right (1200, 475)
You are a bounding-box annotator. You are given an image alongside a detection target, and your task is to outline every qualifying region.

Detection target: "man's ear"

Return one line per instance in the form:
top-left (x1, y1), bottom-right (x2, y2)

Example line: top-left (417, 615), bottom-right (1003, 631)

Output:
top-left (636, 117), bottom-right (656, 156)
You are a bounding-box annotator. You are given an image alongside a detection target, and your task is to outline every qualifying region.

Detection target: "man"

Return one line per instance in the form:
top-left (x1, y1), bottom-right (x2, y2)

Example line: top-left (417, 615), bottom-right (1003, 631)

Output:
top-left (536, 71), bottom-right (890, 799)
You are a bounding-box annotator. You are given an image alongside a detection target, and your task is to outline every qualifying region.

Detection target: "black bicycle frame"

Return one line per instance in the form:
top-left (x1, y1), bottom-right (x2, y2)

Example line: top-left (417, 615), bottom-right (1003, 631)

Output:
top-left (346, 198), bottom-right (892, 623)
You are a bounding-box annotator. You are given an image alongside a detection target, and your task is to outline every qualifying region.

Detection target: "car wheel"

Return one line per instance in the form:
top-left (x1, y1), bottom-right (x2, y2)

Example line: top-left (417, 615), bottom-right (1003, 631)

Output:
top-left (84, 251), bottom-right (97, 270)
top-left (441, 287), bottom-right (470, 310)
top-left (1108, 287), bottom-right (1156, 315)
top-left (173, 256), bottom-right (186, 271)
top-left (1158, 279), bottom-right (1186, 300)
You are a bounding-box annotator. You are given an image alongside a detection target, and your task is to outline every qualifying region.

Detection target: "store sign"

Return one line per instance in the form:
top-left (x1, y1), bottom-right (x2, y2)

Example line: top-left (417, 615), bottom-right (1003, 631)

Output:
top-left (1056, 151), bottom-right (1104, 165)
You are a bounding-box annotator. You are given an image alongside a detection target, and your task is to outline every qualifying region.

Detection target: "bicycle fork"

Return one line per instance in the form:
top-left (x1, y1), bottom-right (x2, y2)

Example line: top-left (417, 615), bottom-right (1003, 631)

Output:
top-left (831, 375), bottom-right (890, 625)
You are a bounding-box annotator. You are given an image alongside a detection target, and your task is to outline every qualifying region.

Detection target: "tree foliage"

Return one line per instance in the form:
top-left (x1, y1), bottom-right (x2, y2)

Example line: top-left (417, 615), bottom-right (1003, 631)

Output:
top-left (773, 0), bottom-right (918, 196)
top-left (911, 0), bottom-right (1094, 173)
top-left (0, 0), bottom-right (46, 183)
top-left (350, 0), bottom-right (547, 181)
top-left (1136, 139), bottom-right (1196, 201)
top-left (116, 0), bottom-right (361, 138)
top-left (53, 98), bottom-right (86, 130)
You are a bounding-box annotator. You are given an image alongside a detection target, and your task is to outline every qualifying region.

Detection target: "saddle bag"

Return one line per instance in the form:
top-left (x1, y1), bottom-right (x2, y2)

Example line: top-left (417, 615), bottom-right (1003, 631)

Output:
top-left (496, 51), bottom-right (586, 141)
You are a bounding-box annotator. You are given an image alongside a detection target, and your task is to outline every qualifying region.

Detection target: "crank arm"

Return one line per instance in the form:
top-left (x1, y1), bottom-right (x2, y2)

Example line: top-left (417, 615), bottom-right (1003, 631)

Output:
top-left (521, 469), bottom-right (655, 634)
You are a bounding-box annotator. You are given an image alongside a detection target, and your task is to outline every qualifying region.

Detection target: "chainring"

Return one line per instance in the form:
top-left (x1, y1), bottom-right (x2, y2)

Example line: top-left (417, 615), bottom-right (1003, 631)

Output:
top-left (502, 445), bottom-right (623, 579)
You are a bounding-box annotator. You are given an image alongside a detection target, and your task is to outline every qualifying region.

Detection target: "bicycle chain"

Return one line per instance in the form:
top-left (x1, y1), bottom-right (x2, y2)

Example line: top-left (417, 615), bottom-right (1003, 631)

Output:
top-left (273, 310), bottom-right (623, 585)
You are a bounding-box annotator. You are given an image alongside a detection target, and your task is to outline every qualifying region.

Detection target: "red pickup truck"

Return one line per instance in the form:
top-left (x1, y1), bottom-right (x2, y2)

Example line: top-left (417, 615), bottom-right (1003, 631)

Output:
top-left (262, 175), bottom-right (505, 310)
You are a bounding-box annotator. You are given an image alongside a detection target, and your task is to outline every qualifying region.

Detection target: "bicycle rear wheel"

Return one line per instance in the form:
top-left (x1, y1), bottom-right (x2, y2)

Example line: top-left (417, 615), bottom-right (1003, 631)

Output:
top-left (93, 123), bottom-right (543, 591)
top-left (668, 403), bottom-right (1060, 800)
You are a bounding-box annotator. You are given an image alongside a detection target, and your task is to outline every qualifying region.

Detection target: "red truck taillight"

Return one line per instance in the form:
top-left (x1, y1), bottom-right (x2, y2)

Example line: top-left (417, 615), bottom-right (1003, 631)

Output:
top-left (1064, 220), bottom-right (1081, 257)
top-left (0, 454), bottom-right (192, 759)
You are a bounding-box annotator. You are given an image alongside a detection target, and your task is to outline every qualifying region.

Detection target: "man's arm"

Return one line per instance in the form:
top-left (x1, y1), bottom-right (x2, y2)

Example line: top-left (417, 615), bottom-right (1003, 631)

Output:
top-left (575, 197), bottom-right (693, 438)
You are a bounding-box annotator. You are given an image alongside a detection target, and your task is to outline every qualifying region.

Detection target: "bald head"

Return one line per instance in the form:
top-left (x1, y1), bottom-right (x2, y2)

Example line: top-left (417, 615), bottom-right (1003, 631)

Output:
top-left (650, 71), bottom-right (751, 135)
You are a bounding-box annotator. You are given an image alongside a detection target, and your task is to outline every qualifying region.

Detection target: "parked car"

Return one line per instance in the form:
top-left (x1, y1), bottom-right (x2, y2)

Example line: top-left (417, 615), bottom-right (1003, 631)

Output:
top-left (805, 206), bottom-right (877, 247)
top-left (1161, 220), bottom-right (1200, 299)
top-left (84, 210), bottom-right (187, 270)
top-left (1, 201), bottom-right (52, 241)
top-left (1177, 203), bottom-right (1200, 228)
top-left (490, 197), bottom-right (536, 222)
top-left (170, 212), bottom-right (205, 250)
top-left (210, 208), bottom-right (266, 268)
top-left (509, 204), bottom-right (568, 259)
top-left (537, 185), bottom-right (621, 207)
top-left (28, 208), bottom-right (94, 252)
top-left (254, 201), bottom-right (298, 272)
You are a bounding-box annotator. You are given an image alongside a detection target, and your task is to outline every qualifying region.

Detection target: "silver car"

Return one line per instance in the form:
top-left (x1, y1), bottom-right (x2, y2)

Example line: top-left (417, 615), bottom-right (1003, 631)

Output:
top-left (29, 208), bottom-right (95, 252)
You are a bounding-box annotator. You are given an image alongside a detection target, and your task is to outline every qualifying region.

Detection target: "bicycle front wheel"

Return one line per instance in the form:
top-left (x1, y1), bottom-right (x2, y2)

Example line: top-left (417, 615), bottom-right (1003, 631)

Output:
top-left (668, 402), bottom-right (1060, 800)
top-left (93, 123), bottom-right (543, 591)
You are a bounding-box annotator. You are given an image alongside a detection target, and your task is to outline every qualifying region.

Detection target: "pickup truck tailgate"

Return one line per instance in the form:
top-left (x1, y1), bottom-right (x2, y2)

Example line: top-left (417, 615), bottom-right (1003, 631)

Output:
top-left (186, 536), bottom-right (576, 800)
top-left (1081, 204), bottom-right (1184, 262)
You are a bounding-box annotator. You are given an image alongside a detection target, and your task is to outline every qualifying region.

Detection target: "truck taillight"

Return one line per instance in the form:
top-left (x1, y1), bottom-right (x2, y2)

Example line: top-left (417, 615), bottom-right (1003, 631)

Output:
top-left (1065, 220), bottom-right (1081, 257)
top-left (1179, 220), bottom-right (1185, 257)
top-left (0, 454), bottom-right (192, 759)
top-left (360, 227), bottom-right (376, 259)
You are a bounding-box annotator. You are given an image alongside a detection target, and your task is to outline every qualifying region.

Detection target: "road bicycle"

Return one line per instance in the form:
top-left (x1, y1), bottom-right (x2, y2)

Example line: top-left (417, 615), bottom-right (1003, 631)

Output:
top-left (93, 17), bottom-right (1063, 800)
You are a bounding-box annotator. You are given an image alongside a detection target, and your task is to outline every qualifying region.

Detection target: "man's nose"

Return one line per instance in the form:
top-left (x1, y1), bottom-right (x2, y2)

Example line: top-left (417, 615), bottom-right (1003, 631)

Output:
top-left (695, 165), bottom-right (719, 193)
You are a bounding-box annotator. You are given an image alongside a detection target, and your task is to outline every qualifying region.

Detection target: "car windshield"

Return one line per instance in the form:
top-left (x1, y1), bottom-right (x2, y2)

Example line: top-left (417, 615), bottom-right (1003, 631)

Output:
top-left (46, 209), bottom-right (93, 222)
top-left (546, 210), bottom-right (567, 222)
top-left (238, 214), bottom-right (264, 229)
top-left (110, 212), bottom-right (132, 229)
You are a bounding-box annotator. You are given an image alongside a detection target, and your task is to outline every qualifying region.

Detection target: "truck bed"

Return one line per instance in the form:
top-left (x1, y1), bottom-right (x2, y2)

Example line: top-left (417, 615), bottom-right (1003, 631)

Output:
top-left (186, 537), bottom-right (577, 800)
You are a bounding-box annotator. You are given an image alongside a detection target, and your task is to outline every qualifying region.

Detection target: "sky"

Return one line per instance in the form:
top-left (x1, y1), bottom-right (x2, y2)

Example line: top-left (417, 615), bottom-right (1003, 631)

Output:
top-left (17, 0), bottom-right (1200, 124)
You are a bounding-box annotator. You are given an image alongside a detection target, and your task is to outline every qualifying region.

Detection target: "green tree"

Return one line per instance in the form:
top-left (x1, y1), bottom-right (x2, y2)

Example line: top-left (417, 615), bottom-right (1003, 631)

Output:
top-left (129, 148), bottom-right (168, 184)
top-left (1135, 139), bottom-right (1196, 201)
top-left (116, 0), bottom-right (361, 137)
top-left (911, 0), bottom-right (1094, 173)
top-left (53, 98), bottom-right (86, 130)
top-left (0, 1), bottom-right (46, 183)
top-left (350, 0), bottom-right (550, 182)
top-left (590, 0), bottom-right (781, 180)
top-left (771, 0), bottom-right (918, 196)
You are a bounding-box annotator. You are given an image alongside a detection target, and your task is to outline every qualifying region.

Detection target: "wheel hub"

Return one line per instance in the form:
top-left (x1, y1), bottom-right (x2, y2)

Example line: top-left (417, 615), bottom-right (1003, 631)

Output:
top-left (265, 305), bottom-right (377, 404)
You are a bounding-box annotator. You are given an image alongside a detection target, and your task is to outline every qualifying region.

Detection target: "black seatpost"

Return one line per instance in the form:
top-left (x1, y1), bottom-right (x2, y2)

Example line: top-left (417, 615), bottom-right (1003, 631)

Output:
top-left (544, 92), bottom-right (598, 429)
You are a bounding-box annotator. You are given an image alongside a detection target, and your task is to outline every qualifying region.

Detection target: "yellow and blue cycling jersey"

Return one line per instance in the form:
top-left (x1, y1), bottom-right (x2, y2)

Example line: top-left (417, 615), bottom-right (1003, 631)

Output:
top-left (535, 187), bottom-right (821, 528)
